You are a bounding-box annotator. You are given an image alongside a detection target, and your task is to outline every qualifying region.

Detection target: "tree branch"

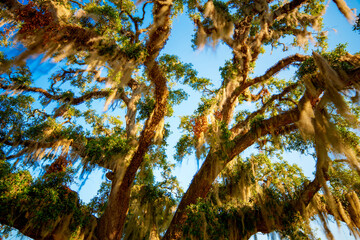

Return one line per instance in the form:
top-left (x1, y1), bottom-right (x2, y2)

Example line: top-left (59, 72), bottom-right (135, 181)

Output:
top-left (96, 1), bottom-right (173, 238)
top-left (219, 53), bottom-right (308, 125)
top-left (164, 107), bottom-right (301, 239)
top-left (68, 0), bottom-right (84, 7)
top-left (0, 177), bottom-right (97, 240)
top-left (231, 83), bottom-right (299, 135)
top-left (247, 54), bottom-right (309, 87)
top-left (0, 83), bottom-right (129, 106)
top-left (271, 0), bottom-right (308, 22)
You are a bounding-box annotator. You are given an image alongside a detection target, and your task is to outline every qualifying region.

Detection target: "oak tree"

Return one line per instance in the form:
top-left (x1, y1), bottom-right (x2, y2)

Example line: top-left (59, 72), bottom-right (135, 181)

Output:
top-left (1, 0), bottom-right (360, 239)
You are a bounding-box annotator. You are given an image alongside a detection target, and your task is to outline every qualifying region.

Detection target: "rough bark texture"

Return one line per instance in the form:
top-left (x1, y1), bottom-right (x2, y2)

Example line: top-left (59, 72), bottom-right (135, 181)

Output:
top-left (96, 1), bottom-right (172, 239)
top-left (164, 66), bottom-right (360, 239)
top-left (163, 109), bottom-right (300, 240)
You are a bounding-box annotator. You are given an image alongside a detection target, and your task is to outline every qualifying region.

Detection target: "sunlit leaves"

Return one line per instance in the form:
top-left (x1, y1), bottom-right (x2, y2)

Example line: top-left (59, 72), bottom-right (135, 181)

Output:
top-left (296, 44), bottom-right (353, 80)
top-left (329, 162), bottom-right (360, 201)
top-left (84, 134), bottom-right (130, 167)
top-left (354, 14), bottom-right (360, 33)
top-left (183, 154), bottom-right (308, 239)
top-left (159, 54), bottom-right (212, 91)
top-left (0, 159), bottom-right (95, 238)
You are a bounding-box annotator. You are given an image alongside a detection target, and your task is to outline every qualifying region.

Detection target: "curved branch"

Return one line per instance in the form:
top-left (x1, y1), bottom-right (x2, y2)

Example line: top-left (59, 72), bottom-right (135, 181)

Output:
top-left (231, 83), bottom-right (299, 135)
top-left (219, 53), bottom-right (308, 124)
top-left (164, 107), bottom-right (301, 240)
top-left (68, 0), bottom-right (84, 7)
top-left (271, 0), bottom-right (307, 22)
top-left (140, 1), bottom-right (152, 22)
top-left (96, 1), bottom-right (173, 238)
top-left (0, 83), bottom-right (130, 106)
top-left (247, 54), bottom-right (309, 87)
top-left (0, 83), bottom-right (57, 99)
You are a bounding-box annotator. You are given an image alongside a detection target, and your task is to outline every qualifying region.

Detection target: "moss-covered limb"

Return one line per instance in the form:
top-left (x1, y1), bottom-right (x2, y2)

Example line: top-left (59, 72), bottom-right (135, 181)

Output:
top-left (181, 172), bottom-right (354, 240)
top-left (247, 54), bottom-right (310, 88)
top-left (96, 1), bottom-right (172, 239)
top-left (230, 109), bottom-right (300, 159)
top-left (0, 0), bottom-right (135, 70)
top-left (220, 53), bottom-right (308, 128)
top-left (0, 160), bottom-right (97, 240)
top-left (0, 134), bottom-right (114, 171)
top-left (181, 191), bottom-right (314, 240)
top-left (181, 189), bottom-right (360, 240)
top-left (179, 154), bottom-right (336, 240)
top-left (271, 0), bottom-right (308, 21)
top-left (0, 83), bottom-right (112, 106)
top-left (231, 83), bottom-right (300, 135)
top-left (164, 108), bottom-right (300, 239)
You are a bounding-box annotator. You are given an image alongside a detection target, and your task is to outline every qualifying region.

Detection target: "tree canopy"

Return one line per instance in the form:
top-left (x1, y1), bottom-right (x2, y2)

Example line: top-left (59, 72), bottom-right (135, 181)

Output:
top-left (1, 0), bottom-right (360, 239)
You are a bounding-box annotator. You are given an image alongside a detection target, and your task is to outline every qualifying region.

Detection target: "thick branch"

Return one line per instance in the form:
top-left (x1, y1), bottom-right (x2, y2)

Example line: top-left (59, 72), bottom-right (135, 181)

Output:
top-left (218, 174), bottom-right (322, 237)
top-left (96, 1), bottom-right (173, 239)
top-left (164, 108), bottom-right (301, 240)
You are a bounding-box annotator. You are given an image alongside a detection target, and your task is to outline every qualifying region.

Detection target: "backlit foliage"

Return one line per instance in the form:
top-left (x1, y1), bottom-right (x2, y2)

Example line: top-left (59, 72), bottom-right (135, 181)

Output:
top-left (0, 0), bottom-right (360, 239)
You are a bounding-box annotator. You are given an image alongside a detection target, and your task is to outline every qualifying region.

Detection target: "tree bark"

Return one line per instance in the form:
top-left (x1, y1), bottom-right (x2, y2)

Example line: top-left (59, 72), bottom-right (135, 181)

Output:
top-left (96, 1), bottom-right (173, 239)
top-left (163, 109), bottom-right (300, 240)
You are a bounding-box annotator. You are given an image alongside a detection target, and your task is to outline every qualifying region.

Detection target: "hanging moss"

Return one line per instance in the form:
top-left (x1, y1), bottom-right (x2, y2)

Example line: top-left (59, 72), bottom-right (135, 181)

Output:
top-left (0, 160), bottom-right (95, 239)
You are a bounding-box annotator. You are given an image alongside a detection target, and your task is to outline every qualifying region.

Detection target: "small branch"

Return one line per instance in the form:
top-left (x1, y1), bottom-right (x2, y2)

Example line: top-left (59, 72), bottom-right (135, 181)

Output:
top-left (0, 83), bottom-right (58, 99)
top-left (140, 1), bottom-right (151, 22)
top-left (68, 0), bottom-right (84, 7)
top-left (247, 54), bottom-right (309, 87)
top-left (0, 83), bottom-right (118, 106)
top-left (271, 0), bottom-right (307, 21)
top-left (70, 90), bottom-right (111, 105)
top-left (231, 83), bottom-right (299, 135)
